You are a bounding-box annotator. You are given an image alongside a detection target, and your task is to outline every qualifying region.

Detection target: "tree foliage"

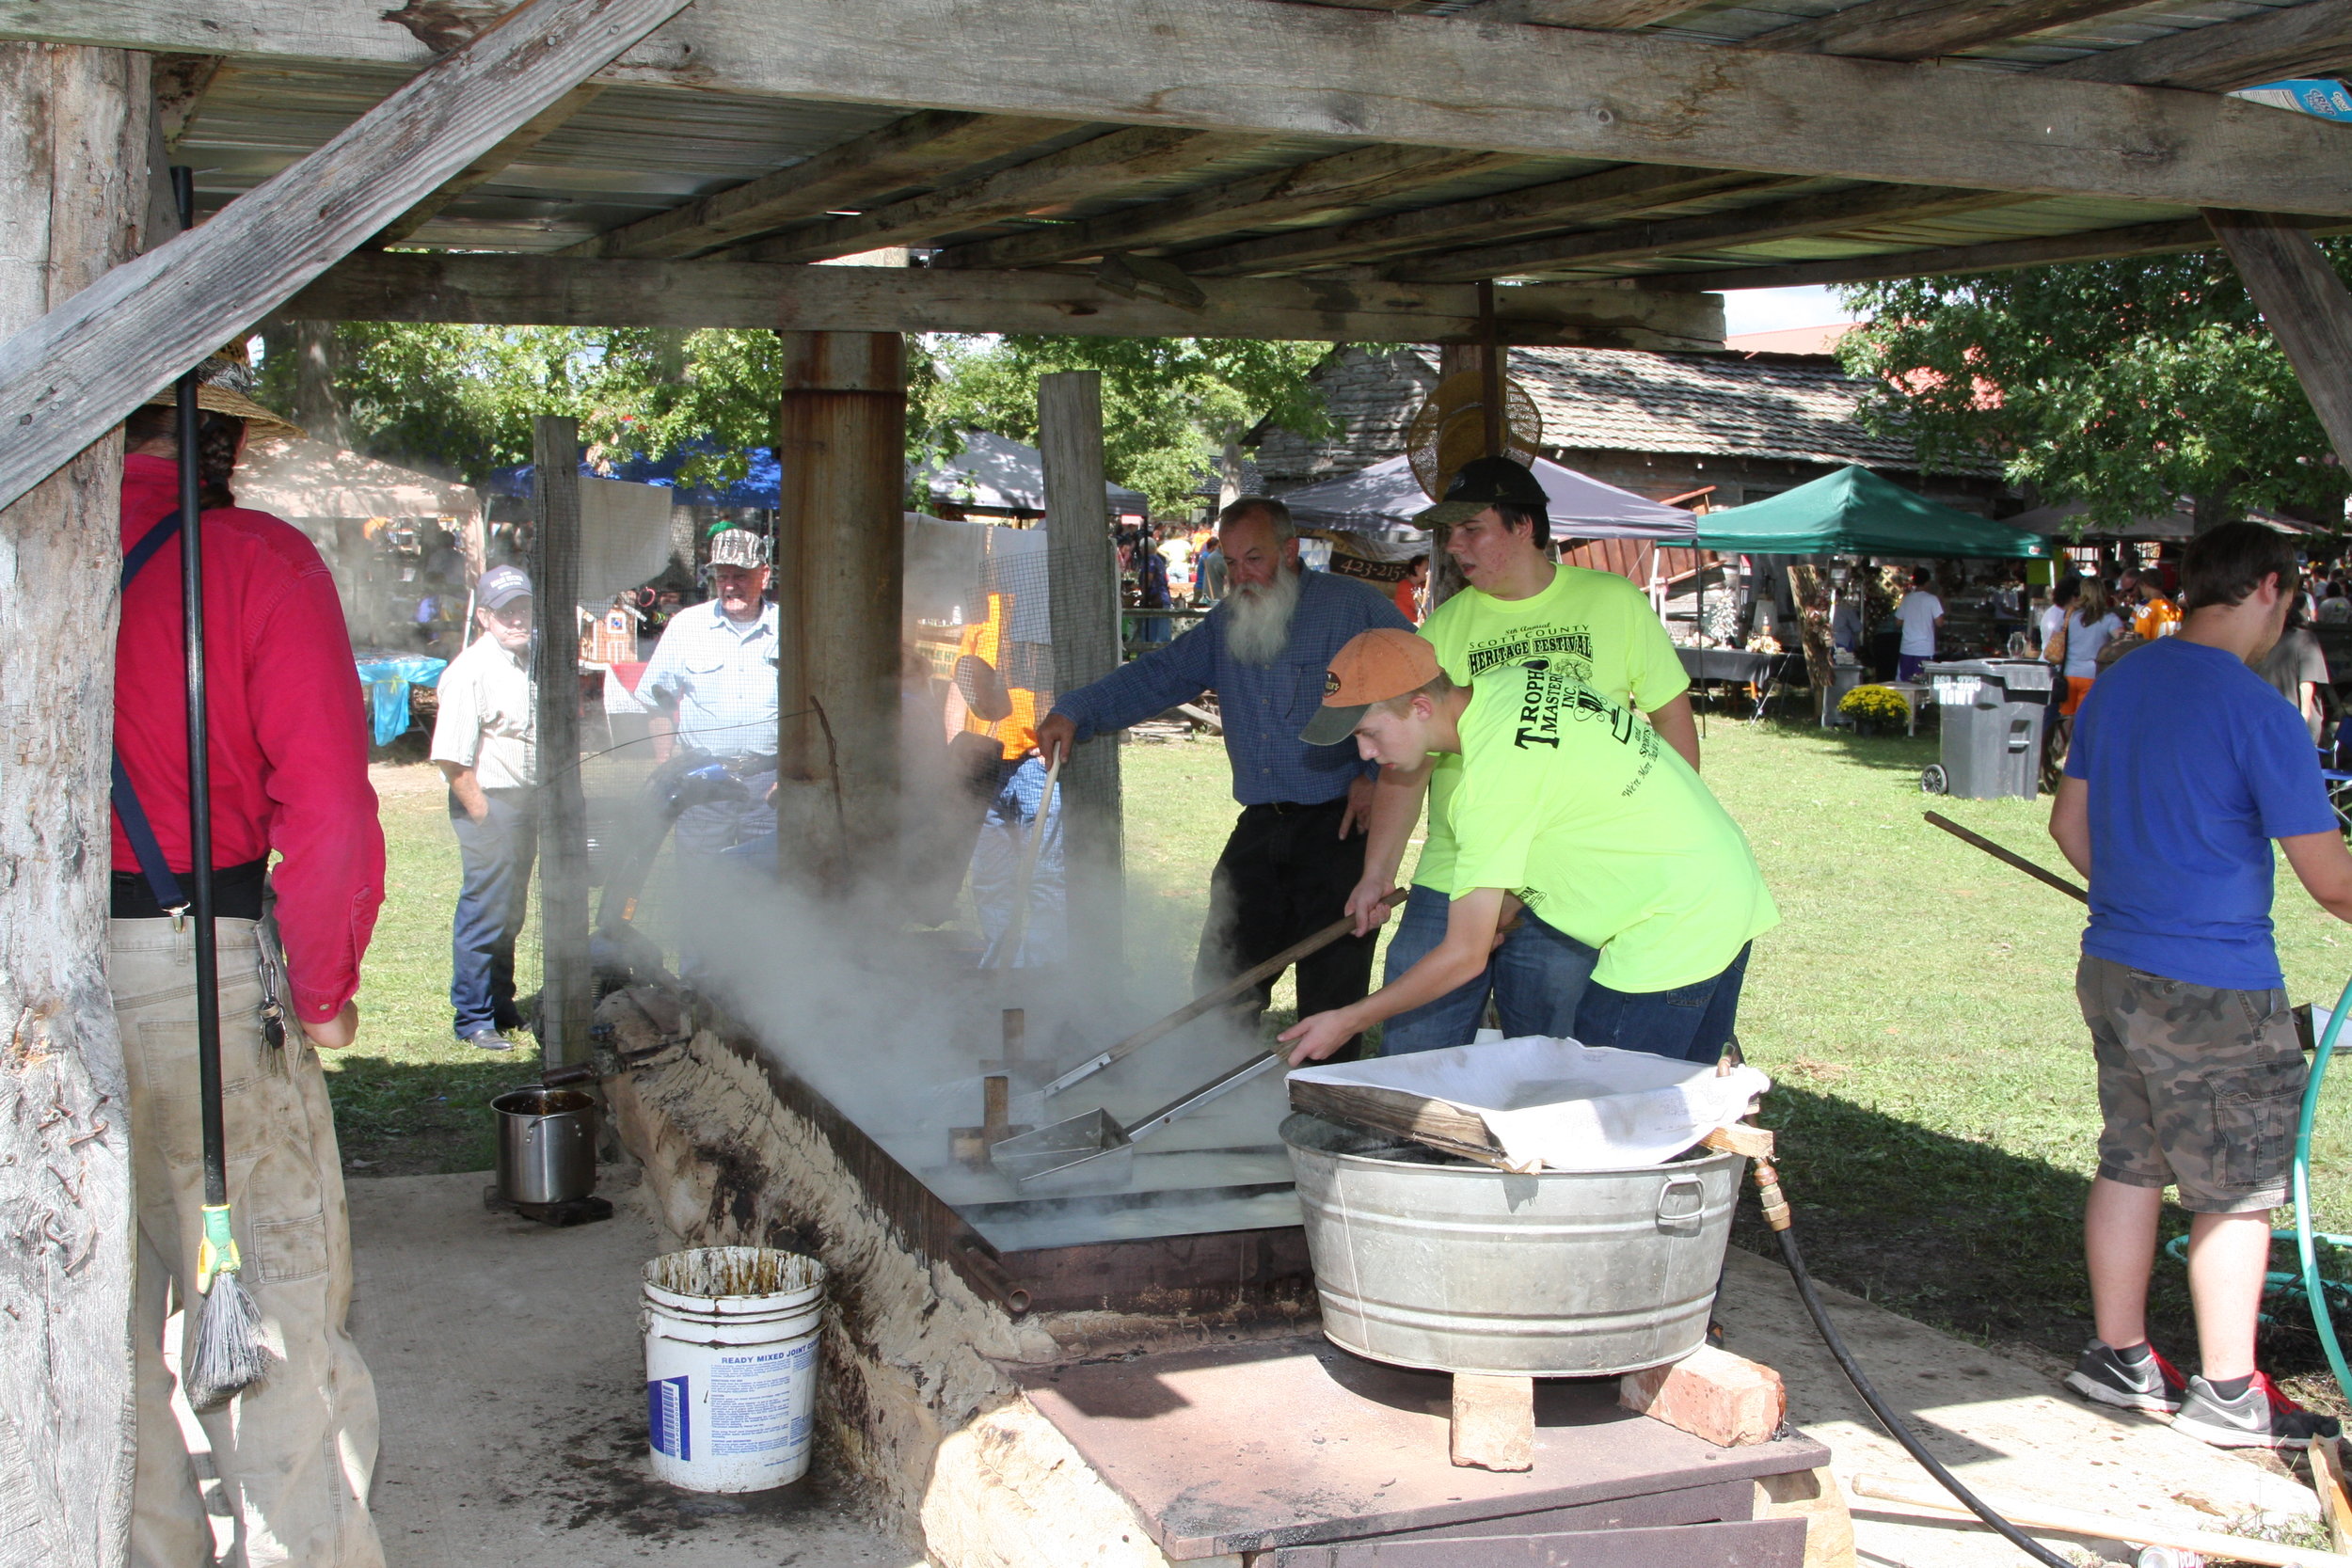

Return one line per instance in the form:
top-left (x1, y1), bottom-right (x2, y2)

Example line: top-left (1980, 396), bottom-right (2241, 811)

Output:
top-left (266, 324), bottom-right (1334, 515)
top-left (1834, 244), bottom-right (2352, 531)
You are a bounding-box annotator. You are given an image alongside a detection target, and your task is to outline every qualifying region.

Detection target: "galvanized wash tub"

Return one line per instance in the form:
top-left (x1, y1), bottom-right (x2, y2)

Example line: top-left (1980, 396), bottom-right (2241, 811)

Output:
top-left (1280, 1111), bottom-right (1741, 1377)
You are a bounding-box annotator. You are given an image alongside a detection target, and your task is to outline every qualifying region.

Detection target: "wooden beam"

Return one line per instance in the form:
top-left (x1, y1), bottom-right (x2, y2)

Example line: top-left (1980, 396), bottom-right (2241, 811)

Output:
top-left (2207, 209), bottom-right (2352, 470)
top-left (1389, 182), bottom-right (2012, 279)
top-left (1039, 370), bottom-right (1122, 979)
top-left (1170, 165), bottom-right (1779, 277)
top-left (7, 0), bottom-right (2351, 214)
top-left (530, 414), bottom-right (593, 1075)
top-left (564, 110), bottom-right (1075, 261)
top-left (281, 250), bottom-right (1729, 347)
top-left (371, 82), bottom-right (604, 245)
top-left (150, 51), bottom-right (218, 149)
top-left (930, 144), bottom-right (1517, 271)
top-left (1477, 0), bottom-right (1708, 28)
top-left (0, 0), bottom-right (696, 516)
top-left (1742, 0), bottom-right (2154, 61)
top-left (0, 41), bottom-right (147, 1568)
top-left (733, 126), bottom-right (1265, 264)
top-left (2042, 0), bottom-right (2352, 90)
top-left (1651, 213), bottom-right (2348, 290)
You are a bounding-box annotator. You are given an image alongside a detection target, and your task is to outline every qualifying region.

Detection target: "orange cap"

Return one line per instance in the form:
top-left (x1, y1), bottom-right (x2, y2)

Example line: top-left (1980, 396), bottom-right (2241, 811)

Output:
top-left (1301, 628), bottom-right (1440, 745)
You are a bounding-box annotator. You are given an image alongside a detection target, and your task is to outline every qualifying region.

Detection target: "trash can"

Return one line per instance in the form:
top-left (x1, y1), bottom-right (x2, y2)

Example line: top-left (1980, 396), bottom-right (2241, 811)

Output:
top-left (1919, 659), bottom-right (2052, 800)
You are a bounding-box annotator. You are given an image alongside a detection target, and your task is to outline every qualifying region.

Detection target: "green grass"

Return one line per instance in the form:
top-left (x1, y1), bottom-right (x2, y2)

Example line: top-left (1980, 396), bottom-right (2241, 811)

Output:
top-left (343, 715), bottom-right (2352, 1401)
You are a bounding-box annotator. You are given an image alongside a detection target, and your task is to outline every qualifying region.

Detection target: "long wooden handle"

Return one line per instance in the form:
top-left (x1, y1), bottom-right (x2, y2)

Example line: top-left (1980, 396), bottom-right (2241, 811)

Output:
top-left (993, 751), bottom-right (1063, 969)
top-left (1852, 1474), bottom-right (2352, 1568)
top-left (1045, 888), bottom-right (1406, 1095)
top-left (1924, 811), bottom-right (2087, 904)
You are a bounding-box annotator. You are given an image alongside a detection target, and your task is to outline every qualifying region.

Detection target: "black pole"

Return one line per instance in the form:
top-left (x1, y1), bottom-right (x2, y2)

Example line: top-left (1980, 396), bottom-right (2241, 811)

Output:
top-left (169, 166), bottom-right (227, 1214)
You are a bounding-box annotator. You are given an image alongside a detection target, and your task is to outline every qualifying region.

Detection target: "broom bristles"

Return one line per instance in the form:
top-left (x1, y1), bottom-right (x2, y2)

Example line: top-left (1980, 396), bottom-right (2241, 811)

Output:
top-left (184, 1270), bottom-right (275, 1413)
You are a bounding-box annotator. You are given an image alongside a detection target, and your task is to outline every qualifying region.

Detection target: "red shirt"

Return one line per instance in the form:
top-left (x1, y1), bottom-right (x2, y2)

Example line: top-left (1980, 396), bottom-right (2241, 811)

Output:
top-left (113, 453), bottom-right (384, 1024)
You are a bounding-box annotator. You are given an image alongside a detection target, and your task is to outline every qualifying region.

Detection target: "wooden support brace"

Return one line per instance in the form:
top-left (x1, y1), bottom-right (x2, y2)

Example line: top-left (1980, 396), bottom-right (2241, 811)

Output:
top-left (2207, 209), bottom-right (2352, 476)
top-left (0, 0), bottom-right (696, 516)
top-left (1619, 1344), bottom-right (1788, 1448)
top-left (1450, 1372), bottom-right (1534, 1471)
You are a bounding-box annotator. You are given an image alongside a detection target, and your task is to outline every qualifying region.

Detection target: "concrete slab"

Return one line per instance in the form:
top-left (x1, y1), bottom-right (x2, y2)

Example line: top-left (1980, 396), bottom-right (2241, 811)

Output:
top-left (1712, 1246), bottom-right (2322, 1566)
top-left (346, 1168), bottom-right (920, 1568)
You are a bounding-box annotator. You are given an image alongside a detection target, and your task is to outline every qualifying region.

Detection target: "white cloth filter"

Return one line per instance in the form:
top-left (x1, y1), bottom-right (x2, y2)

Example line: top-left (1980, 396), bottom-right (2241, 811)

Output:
top-left (1287, 1036), bottom-right (1771, 1173)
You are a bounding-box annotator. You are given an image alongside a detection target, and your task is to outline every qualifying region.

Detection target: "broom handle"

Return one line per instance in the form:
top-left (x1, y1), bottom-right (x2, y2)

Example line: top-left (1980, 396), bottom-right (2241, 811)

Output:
top-left (1923, 810), bottom-right (2087, 904)
top-left (993, 750), bottom-right (1061, 969)
top-left (171, 166), bottom-right (228, 1216)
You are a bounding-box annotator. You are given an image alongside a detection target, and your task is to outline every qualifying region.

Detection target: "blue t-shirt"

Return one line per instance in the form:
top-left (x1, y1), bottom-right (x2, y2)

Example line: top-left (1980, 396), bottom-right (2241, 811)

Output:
top-left (2065, 637), bottom-right (2335, 990)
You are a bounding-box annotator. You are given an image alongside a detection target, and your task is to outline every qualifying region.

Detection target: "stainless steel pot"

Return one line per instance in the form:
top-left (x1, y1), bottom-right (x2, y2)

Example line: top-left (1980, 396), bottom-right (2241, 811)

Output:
top-left (1281, 1111), bottom-right (1742, 1377)
top-left (493, 1086), bottom-right (598, 1205)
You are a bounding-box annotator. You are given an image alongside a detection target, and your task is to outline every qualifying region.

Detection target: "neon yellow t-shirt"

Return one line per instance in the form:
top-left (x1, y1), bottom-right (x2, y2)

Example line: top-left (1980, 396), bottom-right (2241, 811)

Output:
top-left (1414, 565), bottom-right (1691, 892)
top-left (1447, 659), bottom-right (1777, 993)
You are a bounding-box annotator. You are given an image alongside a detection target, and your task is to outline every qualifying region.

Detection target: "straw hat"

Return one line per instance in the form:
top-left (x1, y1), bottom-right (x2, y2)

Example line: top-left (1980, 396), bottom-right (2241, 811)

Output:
top-left (143, 345), bottom-right (306, 441)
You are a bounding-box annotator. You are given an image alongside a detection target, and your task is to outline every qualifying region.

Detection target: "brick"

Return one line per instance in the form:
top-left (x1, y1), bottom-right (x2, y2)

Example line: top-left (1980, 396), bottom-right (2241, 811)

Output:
top-left (1449, 1372), bottom-right (1534, 1471)
top-left (1618, 1344), bottom-right (1787, 1448)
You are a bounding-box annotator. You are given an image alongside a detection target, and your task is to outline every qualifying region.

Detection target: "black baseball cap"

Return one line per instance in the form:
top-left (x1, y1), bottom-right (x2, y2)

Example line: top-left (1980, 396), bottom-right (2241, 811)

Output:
top-left (1412, 455), bottom-right (1549, 531)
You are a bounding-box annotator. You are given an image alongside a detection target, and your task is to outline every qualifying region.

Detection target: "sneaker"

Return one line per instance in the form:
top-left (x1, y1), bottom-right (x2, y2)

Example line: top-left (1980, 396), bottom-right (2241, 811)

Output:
top-left (2064, 1340), bottom-right (2186, 1414)
top-left (462, 1029), bottom-right (515, 1053)
top-left (2171, 1372), bottom-right (2342, 1449)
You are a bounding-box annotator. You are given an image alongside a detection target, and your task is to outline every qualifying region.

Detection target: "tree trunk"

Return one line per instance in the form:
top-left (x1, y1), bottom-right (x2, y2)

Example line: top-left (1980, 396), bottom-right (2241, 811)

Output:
top-left (1785, 564), bottom-right (1836, 702)
top-left (0, 42), bottom-right (154, 1568)
top-left (289, 320), bottom-right (347, 451)
top-left (2190, 482), bottom-right (2239, 538)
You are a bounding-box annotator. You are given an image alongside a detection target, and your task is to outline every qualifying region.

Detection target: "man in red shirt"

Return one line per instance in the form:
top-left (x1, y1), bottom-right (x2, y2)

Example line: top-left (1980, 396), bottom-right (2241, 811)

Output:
top-left (113, 357), bottom-right (387, 1567)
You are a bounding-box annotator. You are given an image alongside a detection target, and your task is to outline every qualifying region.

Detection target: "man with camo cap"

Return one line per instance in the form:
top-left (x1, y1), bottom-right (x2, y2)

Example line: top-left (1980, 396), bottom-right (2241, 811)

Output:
top-left (639, 528), bottom-right (778, 859)
top-left (2051, 520), bottom-right (2348, 1449)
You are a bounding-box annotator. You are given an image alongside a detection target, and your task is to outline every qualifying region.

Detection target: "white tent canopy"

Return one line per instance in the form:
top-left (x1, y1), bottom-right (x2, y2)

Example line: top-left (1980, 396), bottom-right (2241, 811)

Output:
top-left (1279, 454), bottom-right (1695, 543)
top-left (910, 430), bottom-right (1149, 516)
top-left (235, 436), bottom-right (483, 538)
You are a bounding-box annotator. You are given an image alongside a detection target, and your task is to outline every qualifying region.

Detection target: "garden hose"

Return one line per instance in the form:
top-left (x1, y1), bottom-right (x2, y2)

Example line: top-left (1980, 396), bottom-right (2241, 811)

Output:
top-left (1748, 1155), bottom-right (2077, 1568)
top-left (2296, 981), bottom-right (2352, 1402)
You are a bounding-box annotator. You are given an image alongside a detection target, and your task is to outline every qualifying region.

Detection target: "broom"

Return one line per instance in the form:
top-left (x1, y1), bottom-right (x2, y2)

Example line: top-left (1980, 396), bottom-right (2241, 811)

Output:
top-left (170, 166), bottom-right (273, 1413)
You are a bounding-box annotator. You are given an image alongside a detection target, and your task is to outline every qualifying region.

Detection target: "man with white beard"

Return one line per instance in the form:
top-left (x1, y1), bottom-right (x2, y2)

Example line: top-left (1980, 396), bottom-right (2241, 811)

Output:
top-left (1039, 497), bottom-right (1413, 1056)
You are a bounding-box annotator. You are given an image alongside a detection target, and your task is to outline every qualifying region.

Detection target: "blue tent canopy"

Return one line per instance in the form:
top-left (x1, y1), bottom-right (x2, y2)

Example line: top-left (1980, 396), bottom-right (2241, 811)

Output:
top-left (485, 440), bottom-right (781, 507)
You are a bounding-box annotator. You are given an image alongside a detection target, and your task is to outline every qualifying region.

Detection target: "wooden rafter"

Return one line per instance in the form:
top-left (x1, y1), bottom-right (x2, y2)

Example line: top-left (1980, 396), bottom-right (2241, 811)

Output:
top-left (0, 0), bottom-right (697, 515)
top-left (732, 127), bottom-right (1266, 264)
top-left (1388, 182), bottom-right (2014, 279)
top-left (2207, 209), bottom-right (2352, 467)
top-left (929, 145), bottom-right (1520, 271)
top-left (564, 110), bottom-right (1077, 261)
top-left (1650, 214), bottom-right (2350, 291)
top-left (1476, 0), bottom-right (1708, 28)
top-left (1169, 166), bottom-right (1785, 277)
top-left (372, 82), bottom-right (603, 245)
top-left (7, 0), bottom-right (2349, 214)
top-left (2042, 0), bottom-right (2352, 90)
top-left (1741, 0), bottom-right (2157, 61)
top-left (280, 250), bottom-right (1730, 347)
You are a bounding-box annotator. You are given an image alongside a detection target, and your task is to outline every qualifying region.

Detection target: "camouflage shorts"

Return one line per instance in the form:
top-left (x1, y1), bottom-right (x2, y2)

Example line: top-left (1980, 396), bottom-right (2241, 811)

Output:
top-left (2076, 955), bottom-right (2305, 1213)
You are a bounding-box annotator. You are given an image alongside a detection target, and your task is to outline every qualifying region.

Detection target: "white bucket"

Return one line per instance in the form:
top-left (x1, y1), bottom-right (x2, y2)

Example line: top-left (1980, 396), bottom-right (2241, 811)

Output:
top-left (642, 1245), bottom-right (826, 1492)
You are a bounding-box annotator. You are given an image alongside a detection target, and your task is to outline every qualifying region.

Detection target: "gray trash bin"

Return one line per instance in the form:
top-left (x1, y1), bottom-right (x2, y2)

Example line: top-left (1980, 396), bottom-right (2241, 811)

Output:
top-left (1920, 659), bottom-right (2051, 800)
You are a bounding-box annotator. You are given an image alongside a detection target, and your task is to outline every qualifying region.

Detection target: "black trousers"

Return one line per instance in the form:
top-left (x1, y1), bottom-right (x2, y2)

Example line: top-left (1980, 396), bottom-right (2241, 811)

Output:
top-left (1195, 798), bottom-right (1377, 1058)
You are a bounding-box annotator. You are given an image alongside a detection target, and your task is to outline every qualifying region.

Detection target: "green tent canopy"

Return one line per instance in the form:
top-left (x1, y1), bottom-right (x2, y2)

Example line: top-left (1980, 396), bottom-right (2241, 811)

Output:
top-left (1693, 466), bottom-right (2047, 560)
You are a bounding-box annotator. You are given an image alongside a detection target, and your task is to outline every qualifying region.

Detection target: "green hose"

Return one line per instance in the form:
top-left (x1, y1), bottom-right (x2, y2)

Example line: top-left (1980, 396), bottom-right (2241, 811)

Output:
top-left (2297, 987), bottom-right (2352, 1400)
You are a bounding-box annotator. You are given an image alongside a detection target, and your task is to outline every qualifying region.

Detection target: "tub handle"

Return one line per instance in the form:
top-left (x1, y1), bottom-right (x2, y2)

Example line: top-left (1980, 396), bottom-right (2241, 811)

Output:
top-left (1656, 1173), bottom-right (1708, 1227)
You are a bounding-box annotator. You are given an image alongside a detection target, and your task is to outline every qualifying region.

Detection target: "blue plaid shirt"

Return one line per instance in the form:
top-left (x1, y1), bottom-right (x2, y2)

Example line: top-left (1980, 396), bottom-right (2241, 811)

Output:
top-left (1054, 570), bottom-right (1413, 806)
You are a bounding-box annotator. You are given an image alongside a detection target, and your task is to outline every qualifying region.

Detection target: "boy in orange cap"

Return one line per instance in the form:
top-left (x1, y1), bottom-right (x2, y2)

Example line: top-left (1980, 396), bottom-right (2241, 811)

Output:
top-left (1280, 630), bottom-right (1774, 1066)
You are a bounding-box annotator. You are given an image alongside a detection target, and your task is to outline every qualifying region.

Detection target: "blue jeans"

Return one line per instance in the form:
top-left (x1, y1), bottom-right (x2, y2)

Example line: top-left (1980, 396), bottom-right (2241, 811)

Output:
top-left (1573, 943), bottom-right (1753, 1065)
top-left (1379, 886), bottom-right (1602, 1054)
top-left (450, 789), bottom-right (536, 1038)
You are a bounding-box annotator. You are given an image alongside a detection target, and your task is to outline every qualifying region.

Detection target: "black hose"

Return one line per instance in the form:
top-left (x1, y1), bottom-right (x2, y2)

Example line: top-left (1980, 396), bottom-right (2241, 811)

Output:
top-left (1756, 1161), bottom-right (2074, 1568)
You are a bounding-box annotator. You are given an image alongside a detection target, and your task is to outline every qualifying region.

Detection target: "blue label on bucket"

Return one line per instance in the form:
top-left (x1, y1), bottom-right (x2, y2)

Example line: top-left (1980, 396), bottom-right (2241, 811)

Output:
top-left (648, 1374), bottom-right (691, 1460)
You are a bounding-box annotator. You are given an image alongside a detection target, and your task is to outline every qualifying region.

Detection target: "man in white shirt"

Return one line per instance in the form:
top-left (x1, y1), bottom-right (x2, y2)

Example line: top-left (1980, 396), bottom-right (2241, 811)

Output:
top-left (430, 564), bottom-right (537, 1050)
top-left (1894, 567), bottom-right (1945, 681)
top-left (638, 528), bottom-right (780, 861)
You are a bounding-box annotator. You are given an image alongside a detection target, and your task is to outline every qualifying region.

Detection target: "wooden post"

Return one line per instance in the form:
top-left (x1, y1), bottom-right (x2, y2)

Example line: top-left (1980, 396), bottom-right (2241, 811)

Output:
top-left (0, 42), bottom-right (153, 1568)
top-left (1039, 371), bottom-right (1123, 976)
top-left (2207, 209), bottom-right (2352, 483)
top-left (773, 330), bottom-right (905, 893)
top-left (532, 416), bottom-right (592, 1073)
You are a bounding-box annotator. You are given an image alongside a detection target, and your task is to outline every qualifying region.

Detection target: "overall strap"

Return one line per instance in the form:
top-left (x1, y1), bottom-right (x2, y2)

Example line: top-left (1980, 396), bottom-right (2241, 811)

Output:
top-left (112, 511), bottom-right (189, 914)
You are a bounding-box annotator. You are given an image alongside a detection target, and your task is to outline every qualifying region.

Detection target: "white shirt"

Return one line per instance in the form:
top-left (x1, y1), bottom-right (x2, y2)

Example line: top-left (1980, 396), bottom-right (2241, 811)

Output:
top-left (638, 599), bottom-right (780, 758)
top-left (430, 633), bottom-right (536, 789)
top-left (1893, 591), bottom-right (1944, 657)
top-left (2038, 604), bottom-right (2066, 653)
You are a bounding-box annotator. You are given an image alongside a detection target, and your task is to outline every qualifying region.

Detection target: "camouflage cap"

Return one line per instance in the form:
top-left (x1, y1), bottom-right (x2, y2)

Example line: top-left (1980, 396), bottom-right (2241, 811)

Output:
top-left (708, 529), bottom-right (769, 569)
